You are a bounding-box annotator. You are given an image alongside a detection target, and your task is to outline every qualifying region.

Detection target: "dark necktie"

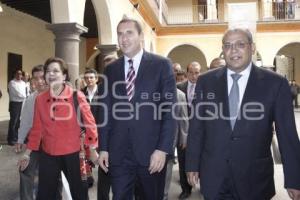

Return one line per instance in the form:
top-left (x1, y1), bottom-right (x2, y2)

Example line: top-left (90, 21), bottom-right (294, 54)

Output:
top-left (229, 73), bottom-right (242, 129)
top-left (126, 59), bottom-right (136, 101)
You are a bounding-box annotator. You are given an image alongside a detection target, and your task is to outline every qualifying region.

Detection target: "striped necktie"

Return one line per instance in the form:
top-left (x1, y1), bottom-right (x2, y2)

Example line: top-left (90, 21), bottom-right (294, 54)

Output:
top-left (126, 59), bottom-right (136, 101)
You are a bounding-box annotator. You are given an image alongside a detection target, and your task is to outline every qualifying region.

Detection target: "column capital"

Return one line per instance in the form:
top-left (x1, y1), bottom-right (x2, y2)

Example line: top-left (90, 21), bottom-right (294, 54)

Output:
top-left (95, 44), bottom-right (118, 55)
top-left (46, 23), bottom-right (88, 36)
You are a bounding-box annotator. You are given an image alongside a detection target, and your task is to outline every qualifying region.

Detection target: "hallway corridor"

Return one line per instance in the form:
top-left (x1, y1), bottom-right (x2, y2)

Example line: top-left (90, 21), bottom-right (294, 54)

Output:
top-left (0, 110), bottom-right (299, 199)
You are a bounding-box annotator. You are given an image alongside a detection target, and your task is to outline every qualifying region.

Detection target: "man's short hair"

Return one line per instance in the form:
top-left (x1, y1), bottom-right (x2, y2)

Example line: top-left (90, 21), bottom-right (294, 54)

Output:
top-left (222, 28), bottom-right (253, 44)
top-left (31, 65), bottom-right (44, 76)
top-left (84, 68), bottom-right (98, 76)
top-left (117, 17), bottom-right (143, 35)
top-left (187, 61), bottom-right (201, 72)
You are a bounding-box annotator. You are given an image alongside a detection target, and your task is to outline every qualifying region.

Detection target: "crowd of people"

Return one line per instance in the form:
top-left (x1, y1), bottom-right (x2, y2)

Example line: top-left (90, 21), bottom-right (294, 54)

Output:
top-left (4, 17), bottom-right (300, 200)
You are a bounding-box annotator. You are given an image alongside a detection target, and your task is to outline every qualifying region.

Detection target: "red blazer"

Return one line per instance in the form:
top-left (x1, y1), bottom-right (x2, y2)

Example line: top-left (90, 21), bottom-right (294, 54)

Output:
top-left (27, 85), bottom-right (98, 156)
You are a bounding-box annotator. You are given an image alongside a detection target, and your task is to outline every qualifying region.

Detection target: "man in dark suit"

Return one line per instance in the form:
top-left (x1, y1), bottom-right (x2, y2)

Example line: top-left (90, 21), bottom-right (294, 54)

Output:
top-left (177, 61), bottom-right (201, 199)
top-left (98, 17), bottom-right (176, 200)
top-left (186, 28), bottom-right (300, 200)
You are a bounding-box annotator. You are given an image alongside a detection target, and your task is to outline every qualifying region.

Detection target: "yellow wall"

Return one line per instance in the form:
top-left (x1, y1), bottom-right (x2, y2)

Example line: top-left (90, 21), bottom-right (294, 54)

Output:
top-left (156, 34), bottom-right (223, 67)
top-left (0, 6), bottom-right (54, 120)
top-left (156, 32), bottom-right (300, 83)
top-left (0, 5), bottom-right (87, 120)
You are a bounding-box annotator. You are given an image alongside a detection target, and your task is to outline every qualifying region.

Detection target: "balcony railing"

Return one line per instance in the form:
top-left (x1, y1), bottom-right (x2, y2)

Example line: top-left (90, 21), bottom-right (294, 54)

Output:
top-left (166, 2), bottom-right (300, 25)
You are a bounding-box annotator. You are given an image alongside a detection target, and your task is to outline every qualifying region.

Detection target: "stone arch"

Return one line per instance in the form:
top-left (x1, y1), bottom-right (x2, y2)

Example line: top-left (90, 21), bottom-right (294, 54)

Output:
top-left (274, 42), bottom-right (300, 82)
top-left (166, 44), bottom-right (208, 72)
top-left (91, 0), bottom-right (113, 44)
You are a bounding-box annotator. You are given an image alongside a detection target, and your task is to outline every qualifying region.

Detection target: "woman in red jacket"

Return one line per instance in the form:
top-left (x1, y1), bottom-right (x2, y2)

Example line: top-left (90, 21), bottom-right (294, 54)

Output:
top-left (18, 57), bottom-right (99, 200)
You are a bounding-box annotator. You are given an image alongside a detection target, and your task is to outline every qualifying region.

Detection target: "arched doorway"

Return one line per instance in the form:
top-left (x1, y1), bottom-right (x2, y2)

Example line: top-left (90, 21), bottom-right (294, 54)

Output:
top-left (274, 42), bottom-right (300, 82)
top-left (167, 44), bottom-right (207, 72)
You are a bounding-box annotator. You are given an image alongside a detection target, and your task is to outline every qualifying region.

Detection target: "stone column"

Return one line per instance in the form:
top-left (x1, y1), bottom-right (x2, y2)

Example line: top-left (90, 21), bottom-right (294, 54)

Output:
top-left (47, 23), bottom-right (88, 86)
top-left (95, 44), bottom-right (118, 73)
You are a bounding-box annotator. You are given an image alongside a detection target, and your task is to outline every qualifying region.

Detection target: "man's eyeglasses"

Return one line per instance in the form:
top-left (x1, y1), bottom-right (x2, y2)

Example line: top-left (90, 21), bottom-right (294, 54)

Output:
top-left (223, 41), bottom-right (250, 51)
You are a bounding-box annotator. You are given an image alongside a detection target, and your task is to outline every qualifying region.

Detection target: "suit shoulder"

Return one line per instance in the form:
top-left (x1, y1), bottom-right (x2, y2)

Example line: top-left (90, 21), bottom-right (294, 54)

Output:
top-left (256, 66), bottom-right (285, 81)
top-left (144, 51), bottom-right (167, 60)
top-left (105, 57), bottom-right (123, 72)
top-left (199, 67), bottom-right (224, 82)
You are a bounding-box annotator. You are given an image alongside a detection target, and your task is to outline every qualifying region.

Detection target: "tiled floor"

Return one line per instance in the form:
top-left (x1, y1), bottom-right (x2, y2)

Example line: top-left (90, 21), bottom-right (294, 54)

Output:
top-left (0, 110), bottom-right (299, 199)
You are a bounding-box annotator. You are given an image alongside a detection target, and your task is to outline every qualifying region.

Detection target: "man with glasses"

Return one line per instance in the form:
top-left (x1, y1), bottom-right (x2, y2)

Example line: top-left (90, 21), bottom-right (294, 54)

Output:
top-left (186, 28), bottom-right (300, 200)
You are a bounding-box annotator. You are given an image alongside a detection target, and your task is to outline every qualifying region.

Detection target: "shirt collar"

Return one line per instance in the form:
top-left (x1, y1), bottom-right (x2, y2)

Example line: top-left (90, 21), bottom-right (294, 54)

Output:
top-left (227, 62), bottom-right (252, 77)
top-left (124, 49), bottom-right (143, 65)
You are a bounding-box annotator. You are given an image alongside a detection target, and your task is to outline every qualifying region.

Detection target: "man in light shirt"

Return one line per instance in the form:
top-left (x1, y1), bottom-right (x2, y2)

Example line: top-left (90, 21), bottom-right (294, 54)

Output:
top-left (15, 65), bottom-right (48, 200)
top-left (7, 69), bottom-right (27, 145)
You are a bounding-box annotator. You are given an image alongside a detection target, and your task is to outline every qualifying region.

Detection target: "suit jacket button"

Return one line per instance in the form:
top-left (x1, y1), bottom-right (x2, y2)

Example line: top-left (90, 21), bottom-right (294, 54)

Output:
top-left (231, 136), bottom-right (238, 141)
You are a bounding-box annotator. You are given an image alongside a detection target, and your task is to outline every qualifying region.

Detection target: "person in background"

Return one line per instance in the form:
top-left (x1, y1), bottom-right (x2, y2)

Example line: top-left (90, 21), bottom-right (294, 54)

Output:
top-left (22, 71), bottom-right (31, 96)
top-left (176, 70), bottom-right (187, 83)
top-left (7, 70), bottom-right (27, 146)
top-left (173, 63), bottom-right (187, 83)
top-left (18, 57), bottom-right (99, 200)
top-left (209, 57), bottom-right (226, 70)
top-left (177, 61), bottom-right (201, 199)
top-left (15, 65), bottom-right (48, 200)
top-left (98, 17), bottom-right (176, 199)
top-left (163, 64), bottom-right (189, 200)
top-left (290, 80), bottom-right (299, 108)
top-left (186, 28), bottom-right (300, 200)
top-left (81, 68), bottom-right (100, 189)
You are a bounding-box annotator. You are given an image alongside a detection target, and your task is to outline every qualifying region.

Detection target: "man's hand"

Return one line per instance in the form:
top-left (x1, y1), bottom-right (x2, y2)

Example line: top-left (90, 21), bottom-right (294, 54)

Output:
top-left (187, 172), bottom-right (199, 187)
top-left (14, 143), bottom-right (25, 153)
top-left (287, 188), bottom-right (300, 200)
top-left (17, 149), bottom-right (31, 171)
top-left (149, 150), bottom-right (166, 174)
top-left (89, 148), bottom-right (99, 166)
top-left (98, 151), bottom-right (109, 173)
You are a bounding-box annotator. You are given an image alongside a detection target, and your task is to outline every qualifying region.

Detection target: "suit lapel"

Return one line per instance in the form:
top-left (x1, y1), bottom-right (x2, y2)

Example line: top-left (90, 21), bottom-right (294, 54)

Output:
top-left (115, 58), bottom-right (127, 98)
top-left (183, 82), bottom-right (188, 102)
top-left (131, 52), bottom-right (152, 102)
top-left (215, 68), bottom-right (231, 130)
top-left (233, 64), bottom-right (264, 134)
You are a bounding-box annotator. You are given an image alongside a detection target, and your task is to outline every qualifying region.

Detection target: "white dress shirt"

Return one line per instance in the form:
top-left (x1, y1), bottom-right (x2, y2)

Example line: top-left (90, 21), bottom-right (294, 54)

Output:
top-left (8, 79), bottom-right (27, 102)
top-left (87, 85), bottom-right (98, 102)
top-left (227, 63), bottom-right (252, 109)
top-left (187, 81), bottom-right (196, 105)
top-left (124, 49), bottom-right (143, 79)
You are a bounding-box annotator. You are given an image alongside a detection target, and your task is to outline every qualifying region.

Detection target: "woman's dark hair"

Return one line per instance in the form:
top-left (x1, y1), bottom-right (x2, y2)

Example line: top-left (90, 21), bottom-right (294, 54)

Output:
top-left (44, 57), bottom-right (69, 81)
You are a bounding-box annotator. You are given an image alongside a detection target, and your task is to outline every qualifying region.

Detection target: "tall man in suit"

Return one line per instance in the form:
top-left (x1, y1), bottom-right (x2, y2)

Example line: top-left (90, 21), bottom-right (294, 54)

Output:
top-left (186, 28), bottom-right (300, 200)
top-left (177, 61), bottom-right (201, 199)
top-left (98, 17), bottom-right (176, 200)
